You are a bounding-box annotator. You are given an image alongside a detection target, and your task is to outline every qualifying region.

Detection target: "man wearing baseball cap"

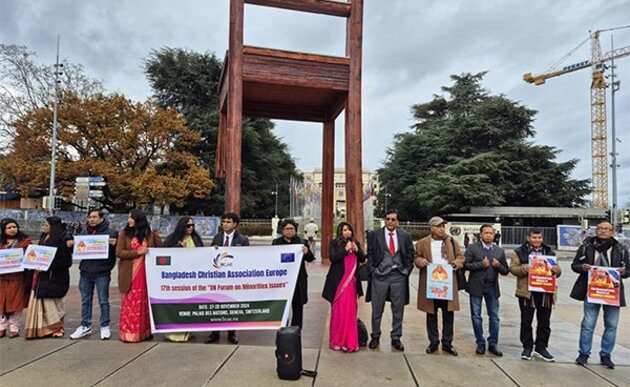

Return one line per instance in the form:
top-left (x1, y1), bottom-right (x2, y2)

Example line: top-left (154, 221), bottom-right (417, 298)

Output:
top-left (414, 216), bottom-right (464, 356)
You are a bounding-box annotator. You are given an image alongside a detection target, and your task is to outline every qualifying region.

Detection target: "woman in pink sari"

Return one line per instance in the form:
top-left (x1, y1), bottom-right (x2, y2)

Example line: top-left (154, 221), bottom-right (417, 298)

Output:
top-left (322, 222), bottom-right (365, 352)
top-left (116, 209), bottom-right (161, 343)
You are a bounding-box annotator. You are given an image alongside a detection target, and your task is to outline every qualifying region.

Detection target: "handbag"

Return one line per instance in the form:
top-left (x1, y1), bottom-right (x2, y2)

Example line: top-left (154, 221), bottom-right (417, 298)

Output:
top-left (357, 319), bottom-right (368, 347)
top-left (450, 238), bottom-right (467, 291)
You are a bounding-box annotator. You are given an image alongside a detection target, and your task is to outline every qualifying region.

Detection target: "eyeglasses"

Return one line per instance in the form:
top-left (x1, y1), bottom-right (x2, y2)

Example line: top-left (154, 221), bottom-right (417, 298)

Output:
top-left (283, 227), bottom-right (296, 231)
top-left (385, 217), bottom-right (397, 222)
top-left (596, 227), bottom-right (613, 232)
top-left (186, 224), bottom-right (195, 228)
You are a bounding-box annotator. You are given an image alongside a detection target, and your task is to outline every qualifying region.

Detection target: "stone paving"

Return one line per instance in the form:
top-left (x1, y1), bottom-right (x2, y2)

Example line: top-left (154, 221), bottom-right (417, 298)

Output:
top-left (1, 247), bottom-right (628, 386)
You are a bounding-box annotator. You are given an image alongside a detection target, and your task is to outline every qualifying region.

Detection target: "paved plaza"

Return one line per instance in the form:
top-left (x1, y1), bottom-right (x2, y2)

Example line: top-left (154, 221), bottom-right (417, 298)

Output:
top-left (1, 246), bottom-right (629, 386)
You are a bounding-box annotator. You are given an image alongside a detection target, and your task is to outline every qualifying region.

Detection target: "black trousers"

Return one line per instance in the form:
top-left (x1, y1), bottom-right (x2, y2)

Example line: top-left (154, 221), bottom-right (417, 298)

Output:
top-left (426, 299), bottom-right (454, 346)
top-left (519, 293), bottom-right (552, 350)
top-left (291, 294), bottom-right (304, 330)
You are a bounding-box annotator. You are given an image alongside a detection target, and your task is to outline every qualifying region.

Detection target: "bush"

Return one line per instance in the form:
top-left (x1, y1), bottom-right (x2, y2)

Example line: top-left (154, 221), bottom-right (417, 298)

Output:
top-left (239, 224), bottom-right (272, 237)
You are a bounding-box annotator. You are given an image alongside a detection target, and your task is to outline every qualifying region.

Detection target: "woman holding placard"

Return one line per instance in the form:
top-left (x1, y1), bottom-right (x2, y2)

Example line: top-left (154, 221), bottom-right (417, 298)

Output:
top-left (322, 221), bottom-right (365, 352)
top-left (116, 209), bottom-right (162, 343)
top-left (0, 218), bottom-right (32, 338)
top-left (24, 216), bottom-right (72, 338)
top-left (163, 217), bottom-right (203, 342)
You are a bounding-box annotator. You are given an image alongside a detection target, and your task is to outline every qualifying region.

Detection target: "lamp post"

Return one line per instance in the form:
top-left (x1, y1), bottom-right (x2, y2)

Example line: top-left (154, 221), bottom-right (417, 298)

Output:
top-left (48, 36), bottom-right (62, 211)
top-left (271, 182), bottom-right (279, 217)
top-left (383, 187), bottom-right (392, 214)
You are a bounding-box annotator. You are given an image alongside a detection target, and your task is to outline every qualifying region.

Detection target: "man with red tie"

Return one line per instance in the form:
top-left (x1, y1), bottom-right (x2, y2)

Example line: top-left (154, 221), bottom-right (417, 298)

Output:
top-left (366, 210), bottom-right (415, 351)
top-left (206, 212), bottom-right (250, 345)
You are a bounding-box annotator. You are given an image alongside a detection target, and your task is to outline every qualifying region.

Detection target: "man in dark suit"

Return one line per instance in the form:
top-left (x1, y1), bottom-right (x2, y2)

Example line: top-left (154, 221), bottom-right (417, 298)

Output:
top-left (366, 210), bottom-right (415, 351)
top-left (464, 224), bottom-right (509, 356)
top-left (206, 212), bottom-right (250, 345)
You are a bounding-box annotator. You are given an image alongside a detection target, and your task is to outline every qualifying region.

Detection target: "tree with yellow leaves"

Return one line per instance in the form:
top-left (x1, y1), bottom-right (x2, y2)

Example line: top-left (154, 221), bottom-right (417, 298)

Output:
top-left (1, 91), bottom-right (213, 212)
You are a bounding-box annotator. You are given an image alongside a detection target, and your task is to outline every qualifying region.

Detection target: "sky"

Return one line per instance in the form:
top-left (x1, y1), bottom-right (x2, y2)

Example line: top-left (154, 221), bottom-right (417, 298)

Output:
top-left (2, 0), bottom-right (629, 207)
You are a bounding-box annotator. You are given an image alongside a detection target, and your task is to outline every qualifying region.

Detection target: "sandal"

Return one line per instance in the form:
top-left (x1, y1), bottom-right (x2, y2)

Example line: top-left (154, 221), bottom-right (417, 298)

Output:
top-left (52, 328), bottom-right (65, 338)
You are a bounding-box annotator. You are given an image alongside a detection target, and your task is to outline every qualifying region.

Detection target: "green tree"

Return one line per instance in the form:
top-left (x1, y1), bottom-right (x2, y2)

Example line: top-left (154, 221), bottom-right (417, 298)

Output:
top-left (377, 72), bottom-right (590, 220)
top-left (144, 48), bottom-right (300, 217)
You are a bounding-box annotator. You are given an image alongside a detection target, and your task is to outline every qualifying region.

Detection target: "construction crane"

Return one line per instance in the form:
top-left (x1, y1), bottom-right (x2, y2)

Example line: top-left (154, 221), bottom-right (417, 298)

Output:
top-left (523, 25), bottom-right (630, 209)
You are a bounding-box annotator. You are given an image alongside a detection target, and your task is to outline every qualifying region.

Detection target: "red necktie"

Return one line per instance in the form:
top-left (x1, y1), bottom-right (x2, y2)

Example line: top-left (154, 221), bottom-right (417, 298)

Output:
top-left (224, 236), bottom-right (230, 246)
top-left (388, 232), bottom-right (396, 256)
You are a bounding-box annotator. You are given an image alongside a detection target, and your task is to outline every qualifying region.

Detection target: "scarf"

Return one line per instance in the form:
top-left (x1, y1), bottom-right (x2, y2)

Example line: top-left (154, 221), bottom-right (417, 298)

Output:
top-left (593, 238), bottom-right (613, 267)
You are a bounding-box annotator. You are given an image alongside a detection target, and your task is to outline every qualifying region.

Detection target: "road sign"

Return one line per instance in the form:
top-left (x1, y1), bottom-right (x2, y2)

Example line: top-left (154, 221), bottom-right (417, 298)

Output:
top-left (89, 177), bottom-right (104, 183)
top-left (75, 177), bottom-right (90, 183)
top-left (89, 181), bottom-right (107, 187)
top-left (88, 190), bottom-right (104, 198)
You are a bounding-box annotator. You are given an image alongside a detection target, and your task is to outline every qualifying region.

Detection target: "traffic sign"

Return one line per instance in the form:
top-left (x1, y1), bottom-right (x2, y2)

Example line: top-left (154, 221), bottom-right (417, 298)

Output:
top-left (75, 177), bottom-right (90, 183)
top-left (89, 177), bottom-right (105, 183)
top-left (88, 190), bottom-right (104, 198)
top-left (89, 181), bottom-right (107, 187)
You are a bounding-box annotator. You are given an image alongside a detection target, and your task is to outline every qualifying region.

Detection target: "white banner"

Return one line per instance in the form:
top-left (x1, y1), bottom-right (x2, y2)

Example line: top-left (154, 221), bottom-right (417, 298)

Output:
top-left (0, 248), bottom-right (24, 274)
top-left (73, 235), bottom-right (110, 260)
top-left (22, 245), bottom-right (57, 271)
top-left (145, 245), bottom-right (302, 333)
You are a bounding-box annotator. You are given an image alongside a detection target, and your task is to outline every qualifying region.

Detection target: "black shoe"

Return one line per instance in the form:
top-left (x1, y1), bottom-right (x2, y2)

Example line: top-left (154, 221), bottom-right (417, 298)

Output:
top-left (205, 332), bottom-right (220, 344)
top-left (475, 344), bottom-right (486, 355)
top-left (391, 339), bottom-right (404, 352)
top-left (488, 345), bottom-right (503, 357)
top-left (426, 344), bottom-right (439, 354)
top-left (521, 347), bottom-right (533, 360)
top-left (368, 338), bottom-right (379, 350)
top-left (600, 355), bottom-right (615, 369)
top-left (575, 353), bottom-right (589, 366)
top-left (228, 332), bottom-right (238, 345)
top-left (534, 348), bottom-right (555, 362)
top-left (442, 345), bottom-right (458, 356)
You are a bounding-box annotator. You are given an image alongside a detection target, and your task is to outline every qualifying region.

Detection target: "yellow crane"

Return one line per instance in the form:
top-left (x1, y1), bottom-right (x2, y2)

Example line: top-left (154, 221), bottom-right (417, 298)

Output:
top-left (523, 25), bottom-right (630, 209)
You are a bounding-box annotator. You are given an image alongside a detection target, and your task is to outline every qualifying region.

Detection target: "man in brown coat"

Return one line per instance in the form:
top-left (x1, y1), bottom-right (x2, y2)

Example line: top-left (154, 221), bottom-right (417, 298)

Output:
top-left (414, 216), bottom-right (464, 356)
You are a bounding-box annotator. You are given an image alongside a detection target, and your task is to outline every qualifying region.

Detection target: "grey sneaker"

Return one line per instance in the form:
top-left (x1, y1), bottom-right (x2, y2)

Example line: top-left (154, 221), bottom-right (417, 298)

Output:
top-left (70, 326), bottom-right (92, 340)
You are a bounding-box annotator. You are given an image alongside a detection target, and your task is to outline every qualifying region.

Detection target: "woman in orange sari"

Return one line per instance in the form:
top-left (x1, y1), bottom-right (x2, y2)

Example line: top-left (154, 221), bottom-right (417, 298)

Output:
top-left (116, 209), bottom-right (161, 343)
top-left (0, 218), bottom-right (32, 338)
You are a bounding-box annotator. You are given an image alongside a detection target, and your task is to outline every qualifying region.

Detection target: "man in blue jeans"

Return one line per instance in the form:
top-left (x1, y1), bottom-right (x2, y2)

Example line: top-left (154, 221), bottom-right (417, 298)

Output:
top-left (571, 221), bottom-right (630, 369)
top-left (464, 224), bottom-right (509, 356)
top-left (68, 210), bottom-right (118, 340)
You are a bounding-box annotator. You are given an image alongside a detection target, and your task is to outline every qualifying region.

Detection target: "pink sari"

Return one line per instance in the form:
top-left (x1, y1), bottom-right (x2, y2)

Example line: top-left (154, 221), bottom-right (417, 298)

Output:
top-left (119, 238), bottom-right (151, 343)
top-left (329, 251), bottom-right (359, 352)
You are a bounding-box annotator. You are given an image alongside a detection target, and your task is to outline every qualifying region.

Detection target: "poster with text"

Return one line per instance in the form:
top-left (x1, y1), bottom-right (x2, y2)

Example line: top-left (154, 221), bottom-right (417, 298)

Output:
top-left (146, 245), bottom-right (302, 333)
top-left (73, 234), bottom-right (110, 260)
top-left (587, 266), bottom-right (621, 306)
top-left (21, 245), bottom-right (57, 271)
top-left (426, 263), bottom-right (453, 301)
top-left (527, 255), bottom-right (557, 293)
top-left (0, 248), bottom-right (25, 274)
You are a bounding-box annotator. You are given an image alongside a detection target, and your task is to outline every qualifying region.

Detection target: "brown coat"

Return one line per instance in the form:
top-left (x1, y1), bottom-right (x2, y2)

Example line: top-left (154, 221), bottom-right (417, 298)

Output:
top-left (116, 230), bottom-right (162, 294)
top-left (0, 238), bottom-right (31, 313)
top-left (414, 235), bottom-right (464, 313)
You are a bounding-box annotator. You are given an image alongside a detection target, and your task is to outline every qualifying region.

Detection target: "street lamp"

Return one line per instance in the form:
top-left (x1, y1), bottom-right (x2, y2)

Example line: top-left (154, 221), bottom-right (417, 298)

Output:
top-left (384, 187), bottom-right (392, 214)
top-left (271, 182), bottom-right (279, 217)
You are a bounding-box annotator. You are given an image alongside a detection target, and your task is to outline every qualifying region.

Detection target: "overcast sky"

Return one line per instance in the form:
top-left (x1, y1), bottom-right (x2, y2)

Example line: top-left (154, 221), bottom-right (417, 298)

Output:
top-left (2, 0), bottom-right (629, 207)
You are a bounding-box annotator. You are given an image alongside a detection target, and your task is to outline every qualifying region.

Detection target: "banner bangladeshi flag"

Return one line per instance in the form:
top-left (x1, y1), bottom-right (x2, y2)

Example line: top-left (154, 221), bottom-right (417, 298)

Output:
top-left (587, 266), bottom-right (621, 306)
top-left (145, 245), bottom-right (303, 333)
top-left (527, 254), bottom-right (557, 294)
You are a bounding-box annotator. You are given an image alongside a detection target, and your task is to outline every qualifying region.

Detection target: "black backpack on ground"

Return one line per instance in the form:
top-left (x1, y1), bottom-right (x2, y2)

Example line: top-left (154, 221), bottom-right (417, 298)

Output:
top-left (275, 326), bottom-right (317, 380)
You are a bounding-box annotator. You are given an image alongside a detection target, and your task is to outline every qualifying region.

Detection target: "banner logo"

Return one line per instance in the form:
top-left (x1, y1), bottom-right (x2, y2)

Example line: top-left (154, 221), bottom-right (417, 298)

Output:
top-left (213, 252), bottom-right (234, 268)
top-left (156, 256), bottom-right (171, 266)
top-left (280, 253), bottom-right (295, 263)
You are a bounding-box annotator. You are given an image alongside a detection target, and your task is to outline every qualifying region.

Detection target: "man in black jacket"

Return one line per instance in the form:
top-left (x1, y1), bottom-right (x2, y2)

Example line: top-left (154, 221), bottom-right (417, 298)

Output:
top-left (68, 210), bottom-right (118, 340)
top-left (572, 221), bottom-right (630, 369)
top-left (464, 224), bottom-right (509, 356)
top-left (206, 212), bottom-right (250, 345)
top-left (366, 210), bottom-right (414, 352)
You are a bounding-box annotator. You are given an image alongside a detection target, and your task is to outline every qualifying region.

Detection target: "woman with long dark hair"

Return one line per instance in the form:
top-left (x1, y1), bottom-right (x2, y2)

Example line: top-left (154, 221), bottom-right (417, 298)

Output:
top-left (272, 219), bottom-right (315, 330)
top-left (0, 218), bottom-right (32, 338)
top-left (116, 209), bottom-right (162, 343)
top-left (24, 216), bottom-right (72, 338)
top-left (322, 221), bottom-right (365, 352)
top-left (163, 217), bottom-right (203, 342)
